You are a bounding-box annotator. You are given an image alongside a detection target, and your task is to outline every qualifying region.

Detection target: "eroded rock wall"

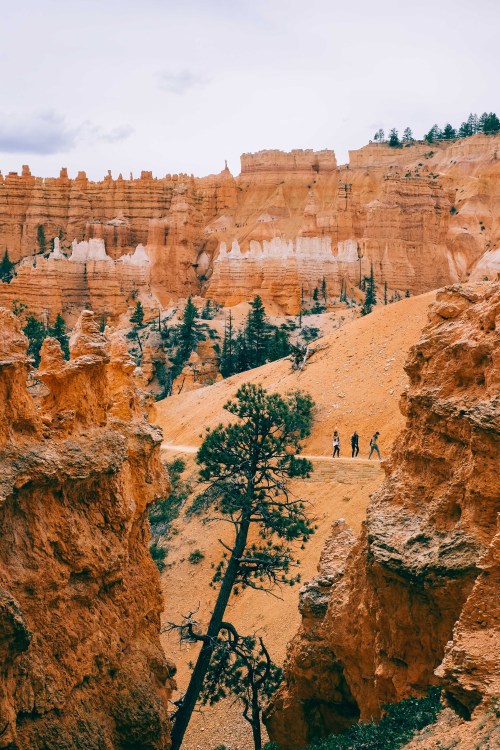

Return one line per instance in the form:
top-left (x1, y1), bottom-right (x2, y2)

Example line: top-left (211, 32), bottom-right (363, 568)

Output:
top-left (0, 308), bottom-right (174, 749)
top-left (1, 137), bottom-right (499, 316)
top-left (265, 282), bottom-right (500, 748)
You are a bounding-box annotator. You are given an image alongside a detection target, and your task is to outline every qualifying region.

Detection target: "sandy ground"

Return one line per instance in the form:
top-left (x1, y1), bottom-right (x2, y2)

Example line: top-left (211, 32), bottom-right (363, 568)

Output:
top-left (152, 293), bottom-right (436, 750)
top-left (153, 292), bottom-right (435, 457)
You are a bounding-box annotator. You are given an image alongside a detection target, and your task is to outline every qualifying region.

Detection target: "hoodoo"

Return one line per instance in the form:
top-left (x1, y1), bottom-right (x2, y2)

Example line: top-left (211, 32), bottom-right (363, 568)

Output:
top-left (0, 308), bottom-right (175, 749)
top-left (1, 135), bottom-right (499, 319)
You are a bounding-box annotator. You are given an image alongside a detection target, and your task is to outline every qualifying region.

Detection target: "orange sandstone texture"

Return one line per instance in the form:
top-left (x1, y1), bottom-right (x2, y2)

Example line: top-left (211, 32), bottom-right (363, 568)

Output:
top-left (1, 135), bottom-right (499, 317)
top-left (265, 282), bottom-right (500, 749)
top-left (0, 308), bottom-right (174, 749)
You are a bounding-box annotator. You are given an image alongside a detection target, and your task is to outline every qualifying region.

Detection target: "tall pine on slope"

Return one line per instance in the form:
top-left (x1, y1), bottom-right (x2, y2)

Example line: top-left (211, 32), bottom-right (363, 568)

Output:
top-left (361, 263), bottom-right (376, 316)
top-left (244, 295), bottom-right (270, 368)
top-left (48, 313), bottom-right (70, 359)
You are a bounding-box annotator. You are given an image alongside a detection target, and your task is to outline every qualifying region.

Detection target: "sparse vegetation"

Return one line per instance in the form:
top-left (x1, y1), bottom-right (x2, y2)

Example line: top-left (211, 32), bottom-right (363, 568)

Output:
top-left (48, 312), bottom-right (70, 359)
top-left (37, 225), bottom-right (46, 254)
top-left (130, 301), bottom-right (144, 327)
top-left (168, 384), bottom-right (314, 750)
top-left (304, 688), bottom-right (442, 750)
top-left (23, 315), bottom-right (47, 366)
top-left (188, 549), bottom-right (205, 564)
top-left (149, 458), bottom-right (191, 560)
top-left (373, 111), bottom-right (499, 147)
top-left (0, 250), bottom-right (15, 283)
top-left (201, 630), bottom-right (282, 750)
top-left (220, 295), bottom-right (293, 377)
top-left (361, 263), bottom-right (376, 316)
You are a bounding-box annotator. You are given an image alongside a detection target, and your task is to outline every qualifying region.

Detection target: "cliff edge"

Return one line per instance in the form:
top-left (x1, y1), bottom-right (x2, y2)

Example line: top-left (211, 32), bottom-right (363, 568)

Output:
top-left (265, 282), bottom-right (500, 749)
top-left (0, 309), bottom-right (175, 749)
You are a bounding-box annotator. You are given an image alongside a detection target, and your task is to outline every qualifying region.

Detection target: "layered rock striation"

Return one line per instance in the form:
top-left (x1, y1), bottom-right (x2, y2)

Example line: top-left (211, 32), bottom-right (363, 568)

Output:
top-left (0, 308), bottom-right (174, 749)
top-left (0, 238), bottom-right (157, 324)
top-left (265, 282), bottom-right (500, 748)
top-left (1, 136), bottom-right (499, 316)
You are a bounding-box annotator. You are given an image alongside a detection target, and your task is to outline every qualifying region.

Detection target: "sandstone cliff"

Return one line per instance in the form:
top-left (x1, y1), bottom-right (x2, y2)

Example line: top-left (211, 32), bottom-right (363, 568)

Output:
top-left (0, 308), bottom-right (175, 749)
top-left (1, 135), bottom-right (499, 317)
top-left (265, 282), bottom-right (500, 748)
top-left (0, 238), bottom-right (158, 324)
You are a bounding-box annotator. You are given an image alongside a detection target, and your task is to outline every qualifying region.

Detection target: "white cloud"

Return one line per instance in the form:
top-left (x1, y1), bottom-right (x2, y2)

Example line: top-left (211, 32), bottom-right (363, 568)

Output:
top-left (0, 112), bottom-right (134, 155)
top-left (156, 69), bottom-right (209, 95)
top-left (0, 111), bottom-right (76, 154)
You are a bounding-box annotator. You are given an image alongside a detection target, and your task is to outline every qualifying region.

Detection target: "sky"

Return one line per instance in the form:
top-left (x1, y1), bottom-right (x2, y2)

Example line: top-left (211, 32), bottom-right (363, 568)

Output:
top-left (0, 0), bottom-right (499, 180)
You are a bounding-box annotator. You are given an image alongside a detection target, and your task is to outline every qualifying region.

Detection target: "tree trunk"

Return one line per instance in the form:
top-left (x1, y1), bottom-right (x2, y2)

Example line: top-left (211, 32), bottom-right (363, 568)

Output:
top-left (170, 518), bottom-right (250, 750)
top-left (250, 689), bottom-right (262, 750)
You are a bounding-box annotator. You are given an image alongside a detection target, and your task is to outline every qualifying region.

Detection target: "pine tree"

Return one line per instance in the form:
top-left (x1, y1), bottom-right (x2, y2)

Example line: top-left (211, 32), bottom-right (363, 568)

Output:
top-left (321, 276), bottom-right (327, 303)
top-left (458, 120), bottom-right (472, 138)
top-left (23, 315), bottom-right (47, 367)
top-left (424, 125), bottom-right (441, 144)
top-left (0, 250), bottom-right (15, 283)
top-left (177, 297), bottom-right (200, 361)
top-left (200, 631), bottom-right (282, 750)
top-left (442, 123), bottom-right (456, 140)
top-left (483, 112), bottom-right (500, 134)
top-left (201, 299), bottom-right (213, 320)
top-left (361, 263), bottom-right (376, 316)
top-left (402, 127), bottom-right (414, 144)
top-left (267, 327), bottom-right (291, 361)
top-left (37, 225), bottom-right (46, 254)
top-left (373, 129), bottom-right (385, 142)
top-left (130, 301), bottom-right (144, 328)
top-left (312, 287), bottom-right (319, 301)
top-left (388, 128), bottom-right (401, 148)
top-left (245, 296), bottom-right (270, 368)
top-left (467, 113), bottom-right (479, 135)
top-left (384, 280), bottom-right (388, 305)
top-left (168, 384), bottom-right (314, 750)
top-left (220, 311), bottom-right (235, 377)
top-left (48, 313), bottom-right (70, 359)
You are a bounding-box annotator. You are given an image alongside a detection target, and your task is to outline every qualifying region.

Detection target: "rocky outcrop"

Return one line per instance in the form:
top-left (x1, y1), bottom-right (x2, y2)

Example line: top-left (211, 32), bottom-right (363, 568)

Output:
top-left (1, 135), bottom-right (499, 316)
top-left (265, 282), bottom-right (500, 748)
top-left (0, 239), bottom-right (157, 324)
top-left (208, 136), bottom-right (500, 311)
top-left (0, 308), bottom-right (174, 749)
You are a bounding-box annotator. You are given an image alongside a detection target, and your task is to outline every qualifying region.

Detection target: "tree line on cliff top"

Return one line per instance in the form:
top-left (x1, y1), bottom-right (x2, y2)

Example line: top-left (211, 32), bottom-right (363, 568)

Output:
top-left (373, 111), bottom-right (500, 148)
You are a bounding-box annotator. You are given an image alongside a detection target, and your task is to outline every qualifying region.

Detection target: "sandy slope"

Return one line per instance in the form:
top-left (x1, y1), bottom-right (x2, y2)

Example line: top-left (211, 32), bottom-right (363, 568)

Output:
top-left (153, 292), bottom-right (436, 750)
top-left (153, 292), bottom-right (436, 457)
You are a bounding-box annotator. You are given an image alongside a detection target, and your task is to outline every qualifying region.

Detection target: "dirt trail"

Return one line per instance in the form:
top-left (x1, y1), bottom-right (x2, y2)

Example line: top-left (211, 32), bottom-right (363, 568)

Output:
top-left (154, 293), bottom-right (436, 750)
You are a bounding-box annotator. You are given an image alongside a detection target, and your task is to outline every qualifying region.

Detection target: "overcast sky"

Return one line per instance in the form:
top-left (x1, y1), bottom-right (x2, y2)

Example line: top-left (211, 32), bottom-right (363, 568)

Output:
top-left (0, 0), bottom-right (498, 179)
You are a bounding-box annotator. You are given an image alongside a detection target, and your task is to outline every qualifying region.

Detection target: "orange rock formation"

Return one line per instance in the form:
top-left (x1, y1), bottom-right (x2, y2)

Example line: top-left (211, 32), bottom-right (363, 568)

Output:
top-left (0, 308), bottom-right (174, 749)
top-left (1, 135), bottom-right (499, 316)
top-left (265, 282), bottom-right (500, 748)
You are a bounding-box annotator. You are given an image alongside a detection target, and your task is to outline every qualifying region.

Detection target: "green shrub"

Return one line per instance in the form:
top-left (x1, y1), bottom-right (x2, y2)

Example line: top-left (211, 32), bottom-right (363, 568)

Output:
top-left (308, 688), bottom-right (442, 750)
top-left (149, 540), bottom-right (167, 571)
top-left (188, 549), bottom-right (205, 564)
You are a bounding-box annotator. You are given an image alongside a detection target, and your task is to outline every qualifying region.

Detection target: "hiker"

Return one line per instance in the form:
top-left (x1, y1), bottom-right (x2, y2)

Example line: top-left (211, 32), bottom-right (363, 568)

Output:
top-left (351, 431), bottom-right (359, 458)
top-left (369, 432), bottom-right (381, 460)
top-left (332, 430), bottom-right (340, 458)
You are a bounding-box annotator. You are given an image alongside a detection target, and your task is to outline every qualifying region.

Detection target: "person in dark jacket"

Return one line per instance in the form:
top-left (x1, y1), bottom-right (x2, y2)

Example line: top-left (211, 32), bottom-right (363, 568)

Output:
top-left (351, 431), bottom-right (359, 457)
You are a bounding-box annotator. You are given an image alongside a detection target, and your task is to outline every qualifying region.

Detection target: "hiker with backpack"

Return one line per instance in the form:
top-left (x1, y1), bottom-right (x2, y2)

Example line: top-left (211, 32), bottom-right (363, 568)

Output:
top-left (369, 432), bottom-right (381, 460)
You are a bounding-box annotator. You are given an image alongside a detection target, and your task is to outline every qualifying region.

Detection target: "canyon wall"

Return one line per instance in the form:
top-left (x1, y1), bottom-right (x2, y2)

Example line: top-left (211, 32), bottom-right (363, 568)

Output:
top-left (0, 239), bottom-right (156, 324)
top-left (0, 308), bottom-right (175, 749)
top-left (265, 282), bottom-right (500, 748)
top-left (1, 136), bottom-right (499, 316)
